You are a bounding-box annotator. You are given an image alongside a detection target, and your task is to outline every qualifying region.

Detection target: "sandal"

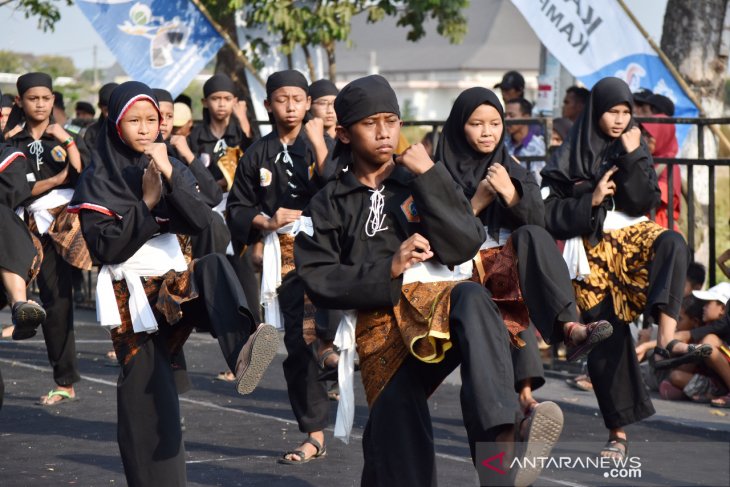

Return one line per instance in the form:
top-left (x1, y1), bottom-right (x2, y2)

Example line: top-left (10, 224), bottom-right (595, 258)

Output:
top-left (278, 436), bottom-right (327, 465)
top-left (11, 301), bottom-right (46, 341)
top-left (512, 401), bottom-right (564, 487)
top-left (710, 393), bottom-right (730, 409)
top-left (566, 374), bottom-right (593, 392)
top-left (564, 320), bottom-right (613, 362)
top-left (600, 436), bottom-right (628, 461)
top-left (36, 389), bottom-right (78, 406)
top-left (653, 339), bottom-right (712, 371)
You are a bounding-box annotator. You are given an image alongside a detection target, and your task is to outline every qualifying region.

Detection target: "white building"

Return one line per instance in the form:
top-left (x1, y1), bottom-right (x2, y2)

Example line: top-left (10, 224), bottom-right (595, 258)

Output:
top-left (334, 0), bottom-right (542, 120)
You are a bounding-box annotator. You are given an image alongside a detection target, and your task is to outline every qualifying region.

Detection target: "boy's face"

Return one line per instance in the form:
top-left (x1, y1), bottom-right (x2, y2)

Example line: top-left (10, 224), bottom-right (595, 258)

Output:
top-left (678, 309), bottom-right (700, 331)
top-left (504, 102), bottom-right (525, 136)
top-left (158, 101), bottom-right (174, 141)
top-left (337, 112), bottom-right (401, 166)
top-left (703, 300), bottom-right (726, 323)
top-left (265, 87), bottom-right (310, 130)
top-left (118, 100), bottom-right (160, 153)
top-left (310, 95), bottom-right (336, 129)
top-left (203, 91), bottom-right (236, 122)
top-left (18, 87), bottom-right (54, 123)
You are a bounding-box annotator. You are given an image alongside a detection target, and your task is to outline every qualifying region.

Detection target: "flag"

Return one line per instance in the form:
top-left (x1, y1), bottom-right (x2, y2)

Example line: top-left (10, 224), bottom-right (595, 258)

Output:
top-left (77, 0), bottom-right (224, 97)
top-left (510, 0), bottom-right (698, 142)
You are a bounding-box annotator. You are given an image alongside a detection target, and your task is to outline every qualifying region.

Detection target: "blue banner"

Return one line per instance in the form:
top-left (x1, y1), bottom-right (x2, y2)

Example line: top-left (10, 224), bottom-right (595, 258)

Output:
top-left (77, 0), bottom-right (224, 97)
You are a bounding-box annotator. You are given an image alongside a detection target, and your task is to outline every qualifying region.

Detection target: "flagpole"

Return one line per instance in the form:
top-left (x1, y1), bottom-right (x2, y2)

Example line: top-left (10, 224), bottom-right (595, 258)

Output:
top-left (616, 0), bottom-right (730, 150)
top-left (190, 0), bottom-right (266, 88)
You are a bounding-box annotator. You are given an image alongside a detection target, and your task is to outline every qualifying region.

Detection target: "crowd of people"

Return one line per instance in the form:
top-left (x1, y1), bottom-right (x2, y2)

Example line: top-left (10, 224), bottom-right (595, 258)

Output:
top-left (0, 65), bottom-right (727, 487)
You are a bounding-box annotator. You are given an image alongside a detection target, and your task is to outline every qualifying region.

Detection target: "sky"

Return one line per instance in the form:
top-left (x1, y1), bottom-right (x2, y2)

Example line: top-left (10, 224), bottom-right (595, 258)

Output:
top-left (0, 0), bottom-right (668, 71)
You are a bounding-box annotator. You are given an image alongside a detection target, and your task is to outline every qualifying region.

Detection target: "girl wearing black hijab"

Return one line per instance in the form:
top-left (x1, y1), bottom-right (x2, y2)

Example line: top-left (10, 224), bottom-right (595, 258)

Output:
top-left (438, 87), bottom-right (612, 458)
top-left (70, 81), bottom-right (279, 487)
top-left (541, 77), bottom-right (703, 459)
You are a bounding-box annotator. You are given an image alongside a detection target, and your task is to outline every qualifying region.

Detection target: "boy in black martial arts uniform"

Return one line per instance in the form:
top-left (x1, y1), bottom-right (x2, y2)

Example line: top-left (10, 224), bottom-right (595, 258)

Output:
top-left (6, 72), bottom-right (90, 406)
top-left (295, 75), bottom-right (559, 486)
top-left (227, 70), bottom-right (337, 464)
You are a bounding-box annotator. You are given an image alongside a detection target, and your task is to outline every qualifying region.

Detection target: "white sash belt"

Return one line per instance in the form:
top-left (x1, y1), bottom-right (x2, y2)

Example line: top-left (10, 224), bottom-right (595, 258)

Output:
top-left (24, 188), bottom-right (74, 235)
top-left (96, 233), bottom-right (187, 334)
top-left (334, 258), bottom-right (472, 444)
top-left (260, 217), bottom-right (297, 330)
top-left (562, 211), bottom-right (650, 280)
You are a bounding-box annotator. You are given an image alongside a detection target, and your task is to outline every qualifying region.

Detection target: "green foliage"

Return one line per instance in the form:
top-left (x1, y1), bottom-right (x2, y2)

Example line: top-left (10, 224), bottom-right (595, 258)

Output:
top-left (0, 50), bottom-right (75, 77)
top-left (231, 0), bottom-right (469, 78)
top-left (5, 0), bottom-right (74, 32)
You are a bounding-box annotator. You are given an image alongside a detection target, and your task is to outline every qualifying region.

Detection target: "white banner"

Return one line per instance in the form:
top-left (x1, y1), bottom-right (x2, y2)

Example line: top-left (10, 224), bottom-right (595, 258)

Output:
top-left (511, 0), bottom-right (698, 139)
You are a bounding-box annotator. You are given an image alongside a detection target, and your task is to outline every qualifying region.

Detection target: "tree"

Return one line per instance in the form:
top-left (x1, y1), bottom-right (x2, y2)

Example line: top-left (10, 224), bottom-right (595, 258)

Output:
top-left (660, 0), bottom-right (729, 273)
top-left (661, 0), bottom-right (729, 117)
top-left (0, 0), bottom-right (73, 32)
top-left (237, 0), bottom-right (469, 81)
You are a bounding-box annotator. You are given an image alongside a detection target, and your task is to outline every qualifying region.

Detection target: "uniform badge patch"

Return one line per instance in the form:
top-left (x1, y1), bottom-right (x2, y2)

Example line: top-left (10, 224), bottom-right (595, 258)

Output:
top-left (260, 168), bottom-right (273, 187)
top-left (50, 145), bottom-right (67, 162)
top-left (400, 195), bottom-right (420, 223)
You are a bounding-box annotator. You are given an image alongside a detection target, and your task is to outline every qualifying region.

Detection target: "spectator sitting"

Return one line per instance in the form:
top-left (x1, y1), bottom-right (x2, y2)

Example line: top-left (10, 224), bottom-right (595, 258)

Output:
top-left (685, 262), bottom-right (707, 297)
top-left (504, 97), bottom-right (545, 182)
top-left (562, 86), bottom-right (589, 122)
top-left (644, 284), bottom-right (730, 403)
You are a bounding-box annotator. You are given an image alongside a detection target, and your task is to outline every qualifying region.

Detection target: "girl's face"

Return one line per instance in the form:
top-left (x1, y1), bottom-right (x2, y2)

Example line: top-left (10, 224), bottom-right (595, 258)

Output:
top-left (702, 300), bottom-right (726, 323)
top-left (118, 100), bottom-right (160, 152)
top-left (598, 103), bottom-right (632, 138)
top-left (463, 103), bottom-right (503, 154)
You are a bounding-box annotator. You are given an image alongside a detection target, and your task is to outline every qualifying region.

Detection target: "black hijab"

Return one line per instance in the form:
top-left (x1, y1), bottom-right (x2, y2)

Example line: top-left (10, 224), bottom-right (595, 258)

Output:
top-left (437, 87), bottom-right (512, 199)
top-left (70, 81), bottom-right (164, 218)
top-left (437, 87), bottom-right (521, 239)
top-left (541, 77), bottom-right (634, 186)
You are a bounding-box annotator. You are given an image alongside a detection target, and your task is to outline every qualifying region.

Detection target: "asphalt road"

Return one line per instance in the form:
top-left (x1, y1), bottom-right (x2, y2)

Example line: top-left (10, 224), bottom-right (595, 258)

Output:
top-left (0, 308), bottom-right (728, 487)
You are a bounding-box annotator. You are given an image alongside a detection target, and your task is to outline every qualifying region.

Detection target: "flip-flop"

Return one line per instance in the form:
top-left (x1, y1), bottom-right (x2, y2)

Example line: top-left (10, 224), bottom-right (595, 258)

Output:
top-left (11, 301), bottom-right (46, 341)
top-left (512, 401), bottom-right (564, 487)
top-left (278, 436), bottom-right (327, 465)
top-left (36, 389), bottom-right (79, 406)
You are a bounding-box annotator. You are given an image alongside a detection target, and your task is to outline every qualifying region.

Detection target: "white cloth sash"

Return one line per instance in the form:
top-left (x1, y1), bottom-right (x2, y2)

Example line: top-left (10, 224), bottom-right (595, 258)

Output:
top-left (334, 258), bottom-right (473, 444)
top-left (260, 216), bottom-right (297, 330)
top-left (562, 211), bottom-right (650, 280)
top-left (96, 233), bottom-right (187, 334)
top-left (24, 188), bottom-right (74, 235)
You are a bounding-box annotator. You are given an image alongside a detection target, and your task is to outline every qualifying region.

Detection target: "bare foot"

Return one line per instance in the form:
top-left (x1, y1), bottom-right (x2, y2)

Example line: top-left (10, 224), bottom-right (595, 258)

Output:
top-left (39, 385), bottom-right (75, 405)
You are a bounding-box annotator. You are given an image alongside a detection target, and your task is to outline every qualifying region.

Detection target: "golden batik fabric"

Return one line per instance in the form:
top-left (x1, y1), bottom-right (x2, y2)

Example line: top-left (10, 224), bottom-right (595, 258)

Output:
top-left (356, 281), bottom-right (460, 407)
top-left (110, 266), bottom-right (198, 366)
top-left (573, 220), bottom-right (665, 322)
top-left (29, 204), bottom-right (92, 271)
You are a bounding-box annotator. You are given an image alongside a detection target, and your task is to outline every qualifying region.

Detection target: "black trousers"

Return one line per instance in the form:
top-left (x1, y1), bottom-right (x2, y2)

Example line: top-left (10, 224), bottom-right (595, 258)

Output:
top-left (584, 230), bottom-right (687, 429)
top-left (279, 272), bottom-right (330, 433)
top-left (314, 308), bottom-right (342, 342)
top-left (228, 251), bottom-right (262, 325)
top-left (511, 323), bottom-right (546, 392)
top-left (37, 238), bottom-right (80, 386)
top-left (118, 254), bottom-right (255, 487)
top-left (361, 282), bottom-right (517, 487)
top-left (191, 212), bottom-right (230, 257)
top-left (508, 225), bottom-right (580, 393)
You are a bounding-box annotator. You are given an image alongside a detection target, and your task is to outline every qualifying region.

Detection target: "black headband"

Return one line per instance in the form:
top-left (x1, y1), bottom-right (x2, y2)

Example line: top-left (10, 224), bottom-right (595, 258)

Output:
top-left (153, 88), bottom-right (174, 104)
top-left (309, 79), bottom-right (338, 101)
top-left (203, 74), bottom-right (236, 98)
top-left (17, 72), bottom-right (53, 97)
top-left (334, 74), bottom-right (400, 127)
top-left (266, 70), bottom-right (309, 99)
top-left (75, 101), bottom-right (95, 116)
top-left (99, 83), bottom-right (119, 107)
